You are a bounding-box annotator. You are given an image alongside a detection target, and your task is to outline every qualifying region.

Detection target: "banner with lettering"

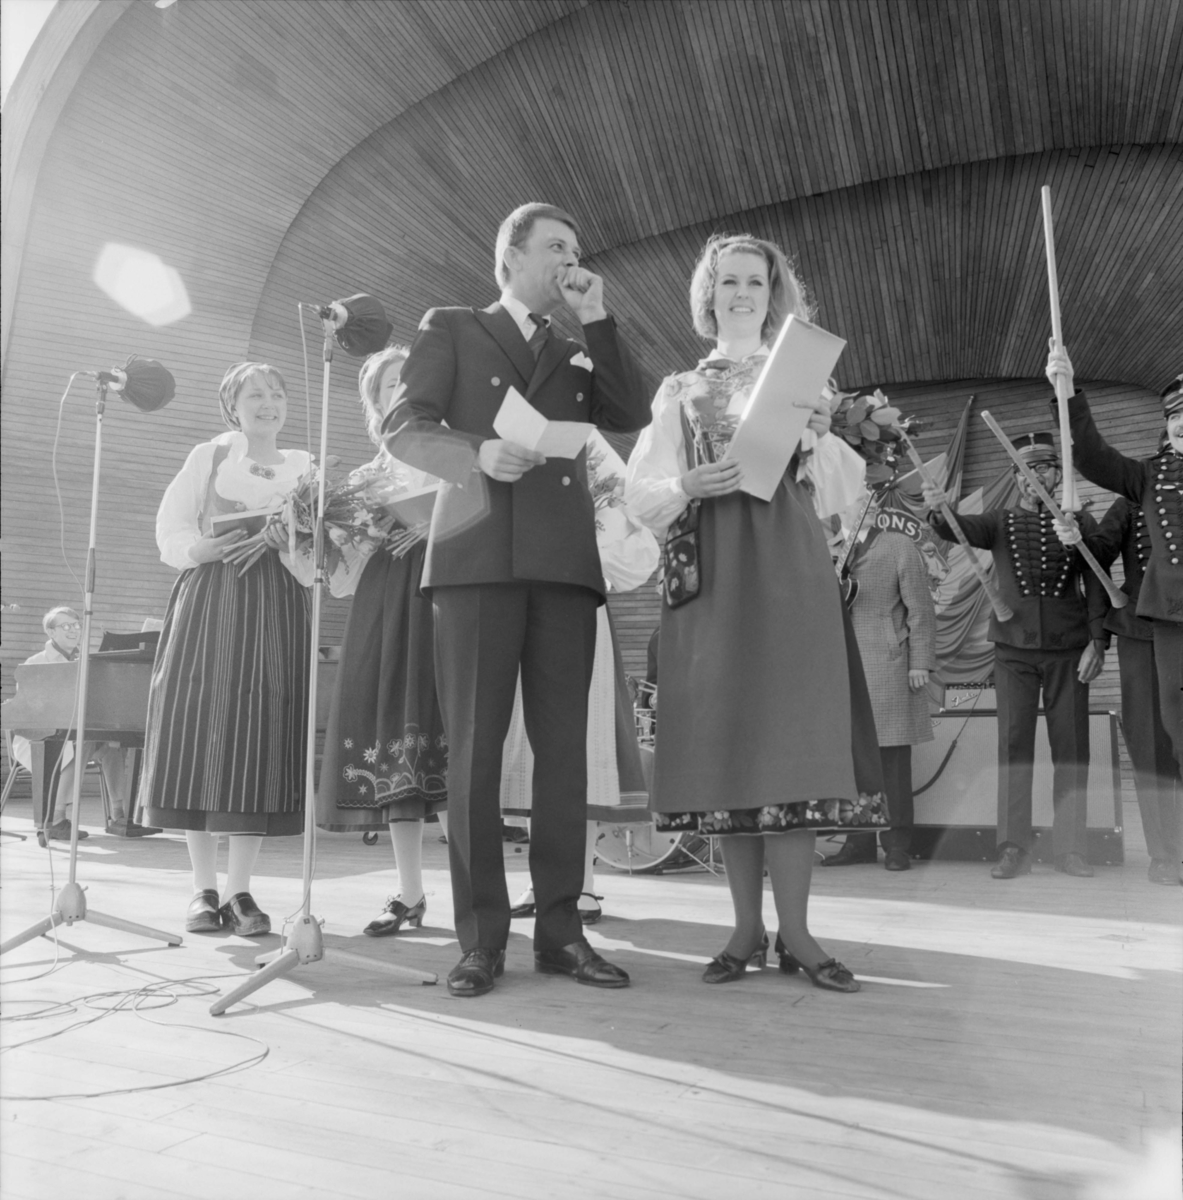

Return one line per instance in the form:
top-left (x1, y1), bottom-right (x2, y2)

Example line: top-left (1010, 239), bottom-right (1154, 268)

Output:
top-left (876, 398), bottom-right (1019, 687)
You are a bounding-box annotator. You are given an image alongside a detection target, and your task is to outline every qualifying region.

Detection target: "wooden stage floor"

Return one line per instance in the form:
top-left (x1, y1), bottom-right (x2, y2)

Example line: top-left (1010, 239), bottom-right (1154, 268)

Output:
top-left (1, 796), bottom-right (1179, 1200)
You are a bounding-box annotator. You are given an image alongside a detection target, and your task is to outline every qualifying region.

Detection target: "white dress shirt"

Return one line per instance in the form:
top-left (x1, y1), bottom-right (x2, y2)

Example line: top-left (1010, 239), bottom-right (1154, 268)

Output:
top-left (498, 290), bottom-right (548, 344)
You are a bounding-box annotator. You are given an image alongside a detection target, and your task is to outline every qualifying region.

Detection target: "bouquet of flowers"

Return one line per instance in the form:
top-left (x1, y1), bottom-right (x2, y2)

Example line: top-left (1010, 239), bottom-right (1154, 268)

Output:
top-left (233, 462), bottom-right (430, 577)
top-left (586, 440), bottom-right (626, 534)
top-left (828, 387), bottom-right (921, 487)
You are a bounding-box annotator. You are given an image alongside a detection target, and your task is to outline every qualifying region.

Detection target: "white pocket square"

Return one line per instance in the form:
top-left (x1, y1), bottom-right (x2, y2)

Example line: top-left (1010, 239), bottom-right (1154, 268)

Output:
top-left (570, 352), bottom-right (594, 372)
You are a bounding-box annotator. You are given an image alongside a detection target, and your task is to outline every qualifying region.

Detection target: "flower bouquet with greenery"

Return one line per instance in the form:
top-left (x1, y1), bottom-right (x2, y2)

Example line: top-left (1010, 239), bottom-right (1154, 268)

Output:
top-left (828, 387), bottom-right (921, 487)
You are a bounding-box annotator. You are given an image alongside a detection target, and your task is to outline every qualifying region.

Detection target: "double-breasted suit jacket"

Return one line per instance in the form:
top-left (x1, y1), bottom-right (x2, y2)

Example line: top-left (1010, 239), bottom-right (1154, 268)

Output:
top-left (383, 304), bottom-right (647, 596)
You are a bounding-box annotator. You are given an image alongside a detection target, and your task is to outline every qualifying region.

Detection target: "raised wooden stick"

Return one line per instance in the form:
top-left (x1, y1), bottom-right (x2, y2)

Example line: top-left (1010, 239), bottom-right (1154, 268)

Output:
top-left (899, 432), bottom-right (1013, 622)
top-left (1041, 186), bottom-right (1080, 513)
top-left (981, 410), bottom-right (1127, 608)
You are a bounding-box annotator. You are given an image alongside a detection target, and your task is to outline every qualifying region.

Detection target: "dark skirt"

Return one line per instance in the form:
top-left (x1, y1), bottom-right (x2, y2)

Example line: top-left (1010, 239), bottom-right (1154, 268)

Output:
top-left (139, 554), bottom-right (310, 835)
top-left (652, 473), bottom-right (887, 837)
top-left (314, 543), bottom-right (447, 832)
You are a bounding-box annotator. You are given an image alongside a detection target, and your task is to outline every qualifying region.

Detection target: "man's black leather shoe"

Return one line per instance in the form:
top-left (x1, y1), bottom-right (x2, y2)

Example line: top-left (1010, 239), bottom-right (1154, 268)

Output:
top-left (534, 939), bottom-right (629, 988)
top-left (447, 948), bottom-right (505, 997)
top-left (821, 839), bottom-right (877, 867)
top-left (991, 845), bottom-right (1031, 879)
top-left (1148, 859), bottom-right (1182, 886)
top-left (883, 848), bottom-right (911, 872)
top-left (1054, 852), bottom-right (1094, 878)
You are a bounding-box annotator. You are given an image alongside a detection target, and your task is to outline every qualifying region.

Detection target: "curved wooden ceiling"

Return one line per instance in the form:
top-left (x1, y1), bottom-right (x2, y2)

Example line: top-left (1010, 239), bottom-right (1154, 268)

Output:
top-left (1, 0), bottom-right (1180, 667)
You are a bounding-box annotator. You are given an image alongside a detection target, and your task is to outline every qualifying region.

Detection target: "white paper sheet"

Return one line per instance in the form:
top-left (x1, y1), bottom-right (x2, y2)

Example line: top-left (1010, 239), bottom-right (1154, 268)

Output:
top-left (722, 316), bottom-right (847, 501)
top-left (493, 386), bottom-right (593, 459)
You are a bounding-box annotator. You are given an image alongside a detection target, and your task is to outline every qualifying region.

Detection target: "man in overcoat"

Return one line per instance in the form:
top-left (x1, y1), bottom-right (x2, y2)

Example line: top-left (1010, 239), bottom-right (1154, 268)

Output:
top-left (823, 499), bottom-right (936, 872)
top-left (383, 203), bottom-right (649, 996)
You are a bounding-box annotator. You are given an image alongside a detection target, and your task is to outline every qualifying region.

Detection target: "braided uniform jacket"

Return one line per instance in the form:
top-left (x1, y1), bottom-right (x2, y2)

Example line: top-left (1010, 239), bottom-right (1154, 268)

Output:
top-left (1069, 393), bottom-right (1183, 625)
top-left (928, 505), bottom-right (1106, 651)
top-left (1091, 497), bottom-right (1155, 641)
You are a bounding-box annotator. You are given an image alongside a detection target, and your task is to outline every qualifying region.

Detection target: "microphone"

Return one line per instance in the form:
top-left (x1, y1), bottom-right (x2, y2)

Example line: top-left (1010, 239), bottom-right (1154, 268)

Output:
top-left (82, 355), bottom-right (175, 411)
top-left (315, 293), bottom-right (392, 358)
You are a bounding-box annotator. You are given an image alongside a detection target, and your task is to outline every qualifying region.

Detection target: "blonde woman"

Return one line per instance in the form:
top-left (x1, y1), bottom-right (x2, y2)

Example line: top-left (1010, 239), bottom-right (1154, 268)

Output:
top-left (626, 235), bottom-right (887, 991)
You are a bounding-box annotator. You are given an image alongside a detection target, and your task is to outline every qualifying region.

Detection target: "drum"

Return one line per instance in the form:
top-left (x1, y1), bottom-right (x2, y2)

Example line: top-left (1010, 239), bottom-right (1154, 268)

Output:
top-left (593, 820), bottom-right (714, 874)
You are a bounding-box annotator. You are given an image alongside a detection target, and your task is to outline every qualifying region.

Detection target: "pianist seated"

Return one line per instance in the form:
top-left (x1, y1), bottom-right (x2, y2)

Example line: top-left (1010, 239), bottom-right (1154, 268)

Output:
top-left (12, 607), bottom-right (154, 841)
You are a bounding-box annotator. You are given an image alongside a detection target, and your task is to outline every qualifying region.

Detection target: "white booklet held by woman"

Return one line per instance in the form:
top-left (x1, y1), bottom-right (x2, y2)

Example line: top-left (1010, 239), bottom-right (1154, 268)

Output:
top-left (722, 316), bottom-right (847, 501)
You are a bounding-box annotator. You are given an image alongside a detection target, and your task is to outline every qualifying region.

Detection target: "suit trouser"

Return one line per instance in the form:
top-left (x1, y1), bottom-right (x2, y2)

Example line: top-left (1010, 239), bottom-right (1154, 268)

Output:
top-left (433, 582), bottom-right (597, 954)
top-left (1152, 620), bottom-right (1183, 767)
top-left (994, 643), bottom-right (1089, 858)
top-left (845, 744), bottom-right (913, 855)
top-left (1118, 635), bottom-right (1181, 864)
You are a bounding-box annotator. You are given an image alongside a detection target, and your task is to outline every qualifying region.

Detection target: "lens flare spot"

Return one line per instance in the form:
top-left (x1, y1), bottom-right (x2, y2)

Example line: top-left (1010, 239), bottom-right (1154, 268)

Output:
top-left (93, 243), bottom-right (191, 326)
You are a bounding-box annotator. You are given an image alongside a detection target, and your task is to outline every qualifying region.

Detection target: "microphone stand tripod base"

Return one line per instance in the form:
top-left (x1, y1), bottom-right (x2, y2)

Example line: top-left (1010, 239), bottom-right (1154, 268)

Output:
top-left (0, 880), bottom-right (182, 955)
top-left (210, 912), bottom-right (436, 1015)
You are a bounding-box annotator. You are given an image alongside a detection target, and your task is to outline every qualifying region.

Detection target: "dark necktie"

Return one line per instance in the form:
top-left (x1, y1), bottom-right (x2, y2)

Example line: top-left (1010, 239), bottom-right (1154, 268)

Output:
top-left (527, 313), bottom-right (549, 362)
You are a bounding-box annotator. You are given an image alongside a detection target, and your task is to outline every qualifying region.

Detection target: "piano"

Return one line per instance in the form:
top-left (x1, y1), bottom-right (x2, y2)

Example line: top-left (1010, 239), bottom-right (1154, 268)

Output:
top-left (1, 647), bottom-right (339, 832)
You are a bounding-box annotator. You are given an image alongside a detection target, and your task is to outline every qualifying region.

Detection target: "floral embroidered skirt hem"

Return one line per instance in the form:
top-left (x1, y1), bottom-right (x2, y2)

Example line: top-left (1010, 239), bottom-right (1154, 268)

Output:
top-left (314, 544), bottom-right (447, 833)
top-left (655, 794), bottom-right (889, 836)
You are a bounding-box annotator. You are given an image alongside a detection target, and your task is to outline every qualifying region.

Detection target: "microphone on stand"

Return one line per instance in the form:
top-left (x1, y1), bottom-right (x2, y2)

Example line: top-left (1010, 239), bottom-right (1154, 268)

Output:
top-left (80, 355), bottom-right (175, 411)
top-left (314, 293), bottom-right (392, 357)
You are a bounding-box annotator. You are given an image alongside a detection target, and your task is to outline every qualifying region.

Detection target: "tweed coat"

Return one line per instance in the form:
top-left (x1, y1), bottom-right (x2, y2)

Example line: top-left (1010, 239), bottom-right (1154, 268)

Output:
top-left (848, 530), bottom-right (937, 746)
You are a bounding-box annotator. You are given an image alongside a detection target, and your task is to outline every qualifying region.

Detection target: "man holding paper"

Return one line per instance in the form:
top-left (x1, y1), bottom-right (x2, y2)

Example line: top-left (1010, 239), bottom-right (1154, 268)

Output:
top-left (383, 202), bottom-right (647, 997)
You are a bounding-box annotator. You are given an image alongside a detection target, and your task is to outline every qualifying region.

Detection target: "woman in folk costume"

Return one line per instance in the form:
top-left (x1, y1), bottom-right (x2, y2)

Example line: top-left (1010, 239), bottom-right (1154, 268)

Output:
top-left (315, 345), bottom-right (449, 937)
top-left (140, 363), bottom-right (314, 936)
top-left (625, 234), bottom-right (887, 993)
top-left (501, 430), bottom-right (659, 924)
top-left (822, 490), bottom-right (936, 872)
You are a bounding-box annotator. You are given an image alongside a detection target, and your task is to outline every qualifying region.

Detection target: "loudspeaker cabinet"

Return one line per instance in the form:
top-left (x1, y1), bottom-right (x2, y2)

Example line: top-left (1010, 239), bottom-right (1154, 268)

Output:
top-left (910, 710), bottom-right (1122, 864)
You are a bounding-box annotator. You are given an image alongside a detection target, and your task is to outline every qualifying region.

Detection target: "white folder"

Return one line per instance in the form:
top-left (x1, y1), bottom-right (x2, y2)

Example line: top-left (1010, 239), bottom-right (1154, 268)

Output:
top-left (722, 316), bottom-right (847, 501)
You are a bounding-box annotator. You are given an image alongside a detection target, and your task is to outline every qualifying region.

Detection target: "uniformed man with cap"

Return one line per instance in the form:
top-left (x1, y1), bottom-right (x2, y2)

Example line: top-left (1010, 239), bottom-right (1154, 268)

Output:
top-left (1088, 488), bottom-right (1181, 885)
top-left (922, 431), bottom-right (1107, 880)
top-left (1050, 357), bottom-right (1183, 885)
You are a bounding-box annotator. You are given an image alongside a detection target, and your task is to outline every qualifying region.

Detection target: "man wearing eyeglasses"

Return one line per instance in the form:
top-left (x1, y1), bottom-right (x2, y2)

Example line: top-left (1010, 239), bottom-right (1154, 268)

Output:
top-left (922, 433), bottom-right (1107, 880)
top-left (11, 607), bottom-right (154, 842)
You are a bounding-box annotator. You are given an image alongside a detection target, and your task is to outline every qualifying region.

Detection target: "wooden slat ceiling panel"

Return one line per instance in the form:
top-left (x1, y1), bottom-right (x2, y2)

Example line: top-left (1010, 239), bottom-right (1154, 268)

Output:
top-left (269, 137), bottom-right (1175, 397)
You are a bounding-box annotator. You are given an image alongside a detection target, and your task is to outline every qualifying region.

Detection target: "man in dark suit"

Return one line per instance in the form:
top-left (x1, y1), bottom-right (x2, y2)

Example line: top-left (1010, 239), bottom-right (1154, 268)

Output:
top-left (384, 203), bottom-right (649, 996)
top-left (922, 433), bottom-right (1107, 880)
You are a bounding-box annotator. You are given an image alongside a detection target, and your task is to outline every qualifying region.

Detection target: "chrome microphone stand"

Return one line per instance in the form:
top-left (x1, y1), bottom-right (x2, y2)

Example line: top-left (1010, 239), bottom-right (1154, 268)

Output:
top-left (210, 312), bottom-right (436, 1014)
top-left (1, 377), bottom-right (181, 955)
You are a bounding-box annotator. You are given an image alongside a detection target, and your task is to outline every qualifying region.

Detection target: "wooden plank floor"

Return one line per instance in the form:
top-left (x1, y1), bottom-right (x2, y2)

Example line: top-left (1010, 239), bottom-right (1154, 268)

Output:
top-left (1, 793), bottom-right (1179, 1200)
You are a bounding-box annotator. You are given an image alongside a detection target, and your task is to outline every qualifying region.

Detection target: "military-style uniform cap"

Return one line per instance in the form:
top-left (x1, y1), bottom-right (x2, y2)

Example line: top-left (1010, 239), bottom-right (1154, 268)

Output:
top-left (1012, 431), bottom-right (1059, 465)
top-left (1161, 374), bottom-right (1183, 418)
